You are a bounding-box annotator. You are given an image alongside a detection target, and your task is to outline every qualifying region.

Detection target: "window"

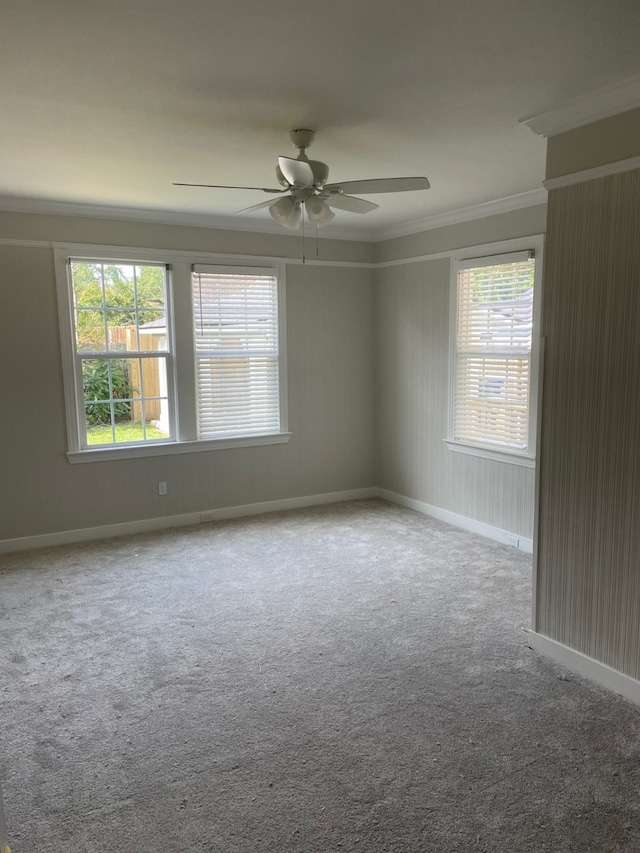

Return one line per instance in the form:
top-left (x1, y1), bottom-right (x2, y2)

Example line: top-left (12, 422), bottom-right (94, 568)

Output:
top-left (55, 247), bottom-right (288, 462)
top-left (192, 266), bottom-right (281, 439)
top-left (447, 247), bottom-right (541, 466)
top-left (69, 260), bottom-right (173, 447)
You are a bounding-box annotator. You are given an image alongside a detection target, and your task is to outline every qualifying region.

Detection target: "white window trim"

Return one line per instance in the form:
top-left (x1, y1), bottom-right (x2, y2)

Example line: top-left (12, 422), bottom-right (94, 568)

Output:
top-left (445, 236), bottom-right (544, 467)
top-left (54, 245), bottom-right (290, 462)
top-left (66, 432), bottom-right (292, 464)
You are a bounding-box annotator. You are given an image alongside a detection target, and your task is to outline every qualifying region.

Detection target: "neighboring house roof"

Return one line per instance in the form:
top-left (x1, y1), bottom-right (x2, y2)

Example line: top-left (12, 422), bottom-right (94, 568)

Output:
top-left (139, 318), bottom-right (167, 330)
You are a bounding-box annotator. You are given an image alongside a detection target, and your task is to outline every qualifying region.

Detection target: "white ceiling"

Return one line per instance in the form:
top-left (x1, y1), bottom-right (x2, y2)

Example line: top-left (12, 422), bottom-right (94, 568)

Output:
top-left (2, 0), bottom-right (640, 239)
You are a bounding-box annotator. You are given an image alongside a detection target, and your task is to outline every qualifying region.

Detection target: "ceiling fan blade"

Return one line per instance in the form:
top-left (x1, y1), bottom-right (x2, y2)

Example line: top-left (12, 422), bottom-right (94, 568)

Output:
top-left (324, 176), bottom-right (430, 195)
top-left (173, 183), bottom-right (285, 194)
top-left (235, 198), bottom-right (278, 214)
top-left (278, 157), bottom-right (314, 188)
top-left (324, 194), bottom-right (379, 214)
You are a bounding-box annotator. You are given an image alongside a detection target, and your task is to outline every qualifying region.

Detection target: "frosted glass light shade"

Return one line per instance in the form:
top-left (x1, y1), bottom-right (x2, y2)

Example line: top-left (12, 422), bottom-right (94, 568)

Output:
top-left (305, 198), bottom-right (335, 227)
top-left (269, 196), bottom-right (301, 230)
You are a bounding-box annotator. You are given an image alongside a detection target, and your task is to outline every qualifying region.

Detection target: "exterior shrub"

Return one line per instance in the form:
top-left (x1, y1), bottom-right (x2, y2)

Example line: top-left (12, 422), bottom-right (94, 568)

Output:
top-left (83, 360), bottom-right (134, 425)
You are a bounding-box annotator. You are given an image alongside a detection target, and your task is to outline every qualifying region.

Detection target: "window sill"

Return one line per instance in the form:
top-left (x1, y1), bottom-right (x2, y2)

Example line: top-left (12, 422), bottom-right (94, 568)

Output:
top-left (67, 432), bottom-right (292, 464)
top-left (443, 439), bottom-right (535, 468)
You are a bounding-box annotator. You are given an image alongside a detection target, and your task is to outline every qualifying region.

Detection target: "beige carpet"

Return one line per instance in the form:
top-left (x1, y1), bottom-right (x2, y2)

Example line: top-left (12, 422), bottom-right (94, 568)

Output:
top-left (1, 499), bottom-right (639, 852)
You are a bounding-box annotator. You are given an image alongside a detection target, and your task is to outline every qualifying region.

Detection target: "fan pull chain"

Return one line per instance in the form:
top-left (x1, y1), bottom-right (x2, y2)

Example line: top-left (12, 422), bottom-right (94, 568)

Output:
top-left (301, 211), bottom-right (306, 264)
top-left (315, 225), bottom-right (319, 258)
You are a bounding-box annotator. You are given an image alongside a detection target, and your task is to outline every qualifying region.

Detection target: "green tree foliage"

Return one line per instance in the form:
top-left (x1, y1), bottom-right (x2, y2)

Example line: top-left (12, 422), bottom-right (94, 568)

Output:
top-left (82, 359), bottom-right (134, 426)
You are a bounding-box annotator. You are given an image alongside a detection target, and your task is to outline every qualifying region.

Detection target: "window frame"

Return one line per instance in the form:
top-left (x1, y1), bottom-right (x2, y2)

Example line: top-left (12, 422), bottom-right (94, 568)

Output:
top-left (445, 237), bottom-right (543, 468)
top-left (54, 245), bottom-right (290, 463)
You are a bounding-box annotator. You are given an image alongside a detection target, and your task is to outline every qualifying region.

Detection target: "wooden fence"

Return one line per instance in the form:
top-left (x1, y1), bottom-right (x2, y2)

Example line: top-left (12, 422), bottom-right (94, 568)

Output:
top-left (108, 326), bottom-right (162, 422)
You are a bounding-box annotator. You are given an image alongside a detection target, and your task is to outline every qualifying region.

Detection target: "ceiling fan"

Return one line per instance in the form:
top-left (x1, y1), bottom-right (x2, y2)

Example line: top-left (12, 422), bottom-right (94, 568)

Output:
top-left (174, 128), bottom-right (430, 230)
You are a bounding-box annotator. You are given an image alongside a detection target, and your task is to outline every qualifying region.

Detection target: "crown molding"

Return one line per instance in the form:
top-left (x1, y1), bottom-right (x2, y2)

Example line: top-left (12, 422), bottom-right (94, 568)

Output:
top-left (0, 196), bottom-right (371, 242)
top-left (520, 74), bottom-right (640, 138)
top-left (373, 189), bottom-right (547, 241)
top-left (0, 189), bottom-right (549, 246)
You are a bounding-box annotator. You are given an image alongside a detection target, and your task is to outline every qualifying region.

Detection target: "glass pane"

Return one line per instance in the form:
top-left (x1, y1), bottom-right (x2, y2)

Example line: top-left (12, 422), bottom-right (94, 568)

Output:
top-left (72, 261), bottom-right (167, 357)
top-left (73, 264), bottom-right (170, 448)
top-left (137, 311), bottom-right (166, 350)
top-left (127, 357), bottom-right (170, 438)
top-left (106, 310), bottom-right (137, 351)
top-left (76, 310), bottom-right (105, 351)
top-left (192, 272), bottom-right (277, 354)
top-left (82, 359), bottom-right (111, 402)
top-left (110, 359), bottom-right (135, 412)
top-left (71, 262), bottom-right (104, 308)
top-left (126, 358), bottom-right (143, 407)
top-left (83, 357), bottom-right (133, 420)
top-left (82, 357), bottom-right (170, 445)
top-left (457, 261), bottom-right (534, 353)
top-left (139, 400), bottom-right (170, 441)
top-left (135, 265), bottom-right (165, 310)
top-left (196, 355), bottom-right (279, 439)
top-left (103, 264), bottom-right (135, 309)
top-left (85, 404), bottom-right (114, 445)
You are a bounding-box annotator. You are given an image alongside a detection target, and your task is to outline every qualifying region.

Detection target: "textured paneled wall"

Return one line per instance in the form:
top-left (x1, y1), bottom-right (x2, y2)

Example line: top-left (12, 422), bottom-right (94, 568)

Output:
top-left (376, 258), bottom-right (535, 538)
top-left (536, 170), bottom-right (640, 678)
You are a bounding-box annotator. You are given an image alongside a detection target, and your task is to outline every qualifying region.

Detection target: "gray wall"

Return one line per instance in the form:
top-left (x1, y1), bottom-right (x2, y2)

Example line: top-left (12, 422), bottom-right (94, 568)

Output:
top-left (536, 167), bottom-right (640, 678)
top-left (0, 214), bottom-right (376, 541)
top-left (1, 201), bottom-right (547, 545)
top-left (375, 207), bottom-right (547, 539)
top-left (545, 107), bottom-right (640, 181)
top-left (375, 205), bottom-right (547, 263)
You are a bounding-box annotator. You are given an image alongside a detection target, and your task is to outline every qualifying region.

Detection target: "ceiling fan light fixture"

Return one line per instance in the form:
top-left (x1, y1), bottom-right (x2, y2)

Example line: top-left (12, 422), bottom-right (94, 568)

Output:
top-left (269, 196), bottom-right (301, 230)
top-left (305, 197), bottom-right (335, 227)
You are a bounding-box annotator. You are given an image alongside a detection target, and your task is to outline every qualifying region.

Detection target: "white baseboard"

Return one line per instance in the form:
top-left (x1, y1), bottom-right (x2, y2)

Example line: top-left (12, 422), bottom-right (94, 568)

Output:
top-left (376, 488), bottom-right (533, 552)
top-left (0, 487), bottom-right (378, 554)
top-left (201, 488), bottom-right (377, 522)
top-left (526, 630), bottom-right (640, 707)
top-left (0, 486), bottom-right (530, 555)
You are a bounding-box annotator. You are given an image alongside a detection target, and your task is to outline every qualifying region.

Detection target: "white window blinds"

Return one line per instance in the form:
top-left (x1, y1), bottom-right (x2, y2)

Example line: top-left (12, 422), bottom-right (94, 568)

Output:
top-left (453, 252), bottom-right (535, 451)
top-left (192, 266), bottom-right (281, 439)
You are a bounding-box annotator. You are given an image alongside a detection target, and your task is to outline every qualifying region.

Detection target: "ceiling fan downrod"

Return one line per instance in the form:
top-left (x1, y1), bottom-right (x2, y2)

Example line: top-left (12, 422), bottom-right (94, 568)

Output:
top-left (289, 128), bottom-right (315, 160)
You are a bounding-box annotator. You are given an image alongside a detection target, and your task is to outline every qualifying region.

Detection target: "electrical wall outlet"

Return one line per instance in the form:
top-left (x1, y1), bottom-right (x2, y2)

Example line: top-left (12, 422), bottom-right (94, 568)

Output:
top-left (158, 481), bottom-right (167, 496)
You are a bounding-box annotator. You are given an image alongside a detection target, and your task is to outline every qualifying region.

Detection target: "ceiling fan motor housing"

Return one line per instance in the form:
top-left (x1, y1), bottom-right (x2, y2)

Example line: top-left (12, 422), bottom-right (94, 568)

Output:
top-left (289, 128), bottom-right (315, 151)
